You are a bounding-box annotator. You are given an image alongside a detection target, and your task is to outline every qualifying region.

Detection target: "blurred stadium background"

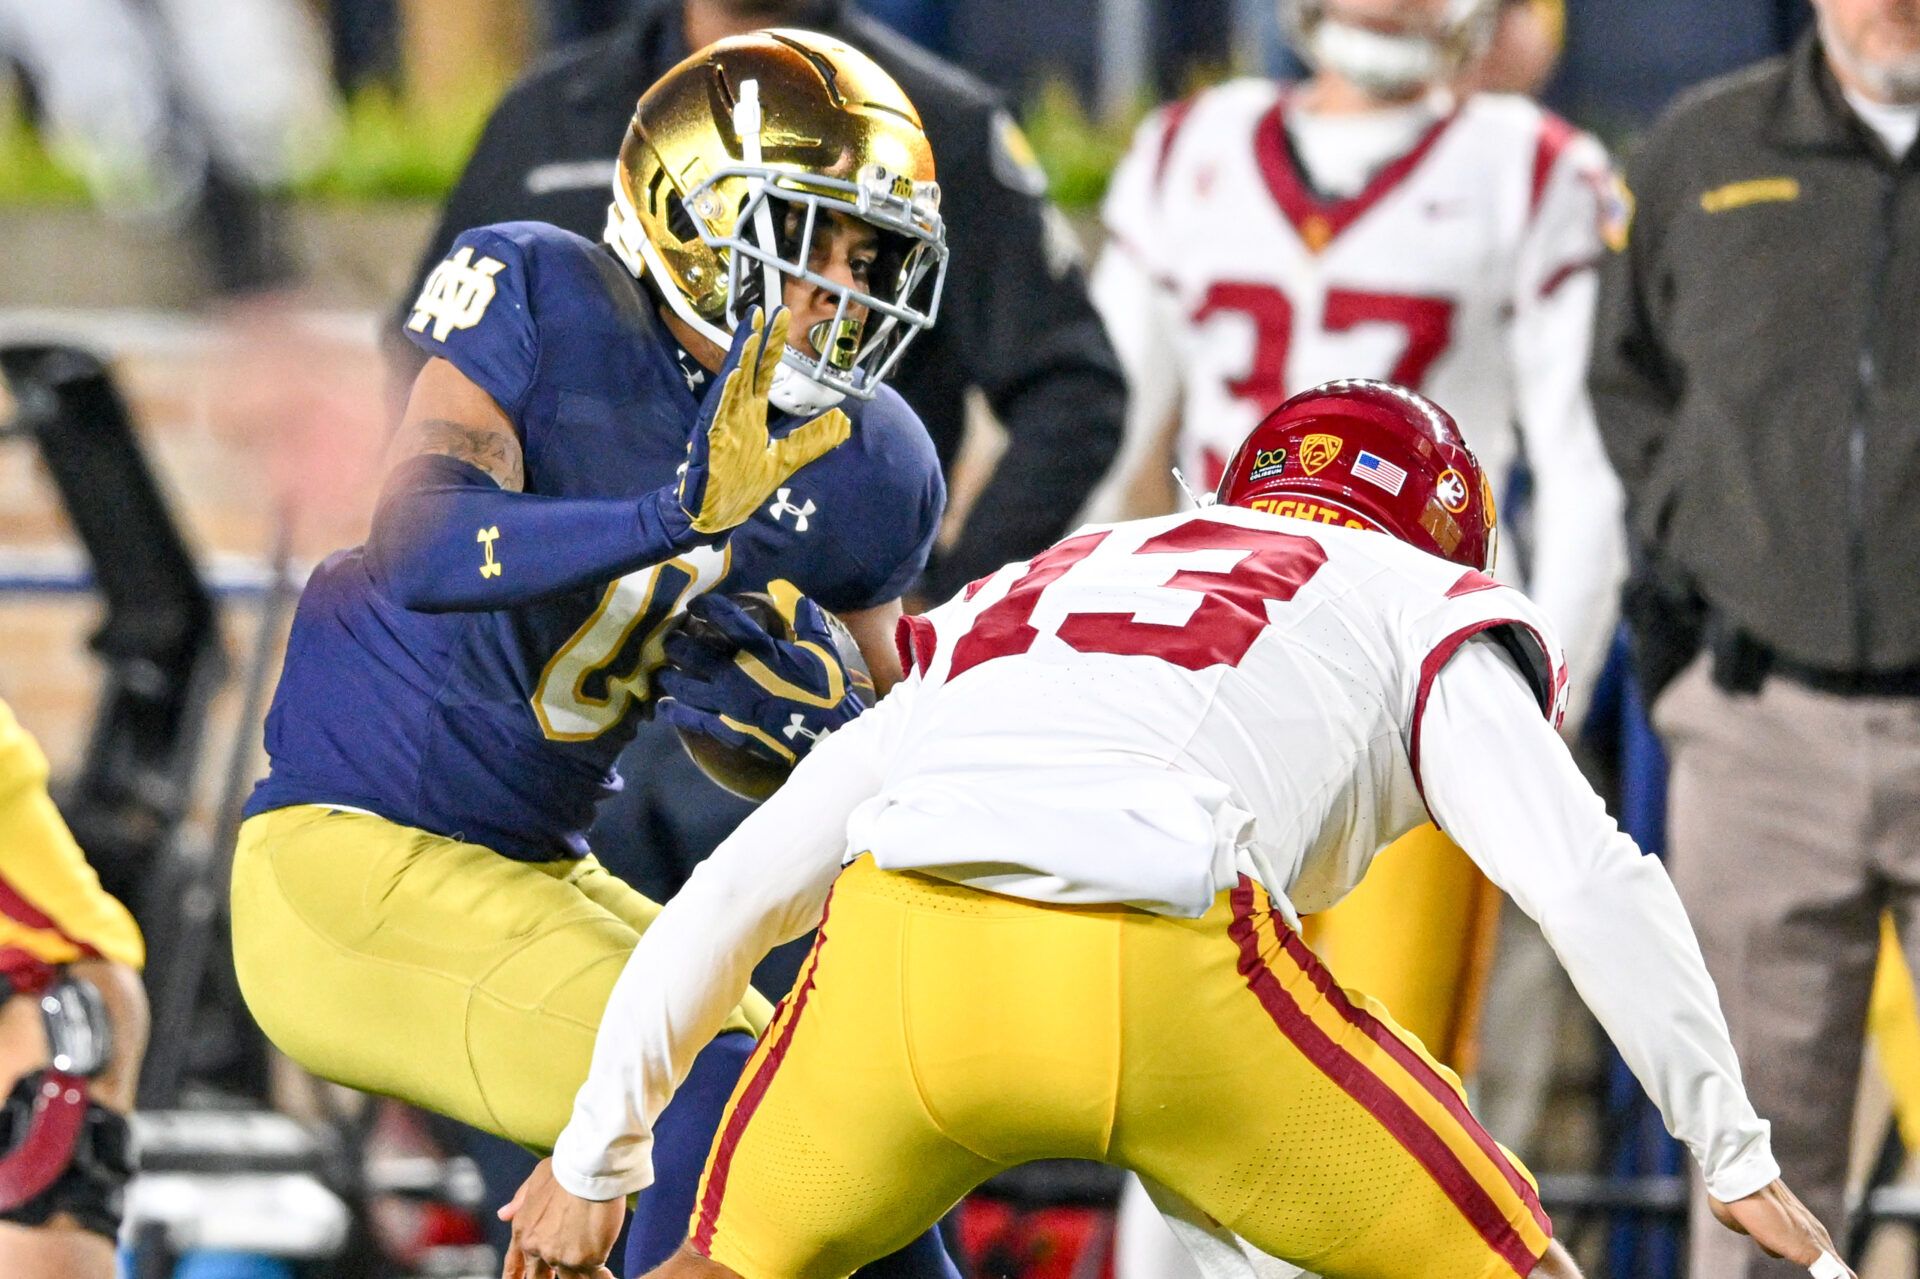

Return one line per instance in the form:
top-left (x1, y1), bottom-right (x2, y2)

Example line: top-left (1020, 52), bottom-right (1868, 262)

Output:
top-left (0, 1), bottom-right (1913, 1277)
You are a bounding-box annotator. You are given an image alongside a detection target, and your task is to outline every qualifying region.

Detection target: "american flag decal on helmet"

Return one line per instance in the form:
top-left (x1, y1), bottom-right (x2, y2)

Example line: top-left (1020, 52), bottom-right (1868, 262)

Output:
top-left (1352, 450), bottom-right (1408, 496)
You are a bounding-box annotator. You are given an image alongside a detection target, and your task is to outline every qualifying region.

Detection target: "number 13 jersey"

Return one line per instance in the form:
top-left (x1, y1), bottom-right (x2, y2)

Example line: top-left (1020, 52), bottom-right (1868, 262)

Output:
top-left (858, 506), bottom-right (1565, 920)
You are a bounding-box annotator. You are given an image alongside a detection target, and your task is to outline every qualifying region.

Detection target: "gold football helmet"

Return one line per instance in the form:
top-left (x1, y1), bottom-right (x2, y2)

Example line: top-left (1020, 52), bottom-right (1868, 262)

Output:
top-left (605, 29), bottom-right (947, 411)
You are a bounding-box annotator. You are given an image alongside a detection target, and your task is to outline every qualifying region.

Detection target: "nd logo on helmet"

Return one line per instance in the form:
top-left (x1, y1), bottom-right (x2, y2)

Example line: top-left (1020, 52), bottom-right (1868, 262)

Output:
top-left (409, 247), bottom-right (508, 342)
top-left (1299, 434), bottom-right (1343, 476)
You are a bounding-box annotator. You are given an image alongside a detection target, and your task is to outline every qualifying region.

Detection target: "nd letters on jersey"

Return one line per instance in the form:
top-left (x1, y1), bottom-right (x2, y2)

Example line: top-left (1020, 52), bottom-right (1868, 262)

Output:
top-left (247, 222), bottom-right (945, 860)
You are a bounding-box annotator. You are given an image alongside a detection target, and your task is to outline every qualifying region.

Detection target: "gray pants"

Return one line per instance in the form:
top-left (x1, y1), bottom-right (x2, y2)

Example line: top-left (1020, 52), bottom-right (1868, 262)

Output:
top-left (1655, 657), bottom-right (1920, 1277)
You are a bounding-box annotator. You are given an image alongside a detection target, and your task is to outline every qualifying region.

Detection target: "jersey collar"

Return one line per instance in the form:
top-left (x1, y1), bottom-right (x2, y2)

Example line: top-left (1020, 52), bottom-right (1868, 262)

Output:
top-left (1256, 90), bottom-right (1460, 255)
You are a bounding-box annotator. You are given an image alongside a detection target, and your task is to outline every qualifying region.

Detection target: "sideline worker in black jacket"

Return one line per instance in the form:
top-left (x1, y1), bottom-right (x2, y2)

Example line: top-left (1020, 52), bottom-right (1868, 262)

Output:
top-left (1590, 8), bottom-right (1920, 1278)
top-left (394, 0), bottom-right (1126, 604)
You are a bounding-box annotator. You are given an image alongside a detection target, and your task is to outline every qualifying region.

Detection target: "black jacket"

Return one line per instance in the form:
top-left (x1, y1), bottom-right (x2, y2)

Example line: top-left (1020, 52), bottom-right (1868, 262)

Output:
top-left (1591, 31), bottom-right (1920, 676)
top-left (394, 0), bottom-right (1125, 599)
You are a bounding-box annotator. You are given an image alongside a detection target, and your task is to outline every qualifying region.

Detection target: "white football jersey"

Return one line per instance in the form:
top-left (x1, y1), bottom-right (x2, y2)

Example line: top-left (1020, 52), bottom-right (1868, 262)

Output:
top-left (850, 505), bottom-right (1565, 920)
top-left (556, 526), bottom-right (1776, 1219)
top-left (1090, 82), bottom-right (1624, 715)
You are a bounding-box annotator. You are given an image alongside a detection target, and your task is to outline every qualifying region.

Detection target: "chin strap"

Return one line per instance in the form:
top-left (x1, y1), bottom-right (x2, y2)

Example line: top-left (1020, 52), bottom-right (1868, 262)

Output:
top-left (1171, 467), bottom-right (1217, 510)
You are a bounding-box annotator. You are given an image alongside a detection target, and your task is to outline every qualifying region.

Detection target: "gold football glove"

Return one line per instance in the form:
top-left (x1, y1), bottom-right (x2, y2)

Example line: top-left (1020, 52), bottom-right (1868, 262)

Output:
top-left (679, 308), bottom-right (851, 535)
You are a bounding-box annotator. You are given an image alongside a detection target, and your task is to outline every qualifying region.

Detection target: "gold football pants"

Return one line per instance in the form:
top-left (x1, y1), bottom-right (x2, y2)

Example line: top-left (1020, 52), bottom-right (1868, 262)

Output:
top-left (230, 805), bottom-right (771, 1150)
top-left (691, 856), bottom-right (1551, 1279)
top-left (1301, 822), bottom-right (1500, 1073)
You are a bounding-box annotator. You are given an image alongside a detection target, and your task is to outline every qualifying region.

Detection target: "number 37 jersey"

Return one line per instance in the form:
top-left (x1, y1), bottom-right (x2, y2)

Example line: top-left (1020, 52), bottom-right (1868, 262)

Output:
top-left (1098, 81), bottom-right (1614, 494)
top-left (855, 507), bottom-right (1566, 920)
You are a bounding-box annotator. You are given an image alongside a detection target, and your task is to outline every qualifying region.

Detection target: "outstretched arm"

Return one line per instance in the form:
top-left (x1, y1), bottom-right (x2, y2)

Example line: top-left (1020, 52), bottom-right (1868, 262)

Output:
top-left (1418, 640), bottom-right (1849, 1273)
top-left (1420, 638), bottom-right (1773, 1197)
top-left (548, 679), bottom-right (913, 1200)
top-left (368, 309), bottom-right (848, 613)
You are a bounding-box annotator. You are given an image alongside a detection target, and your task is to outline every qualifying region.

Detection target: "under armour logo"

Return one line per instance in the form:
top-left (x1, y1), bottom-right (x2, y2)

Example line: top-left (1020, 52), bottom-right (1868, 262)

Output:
top-left (682, 365), bottom-right (707, 394)
top-left (782, 713), bottom-right (824, 744)
top-left (477, 526), bottom-right (502, 578)
top-left (409, 246), bottom-right (506, 341)
top-left (767, 487), bottom-right (816, 532)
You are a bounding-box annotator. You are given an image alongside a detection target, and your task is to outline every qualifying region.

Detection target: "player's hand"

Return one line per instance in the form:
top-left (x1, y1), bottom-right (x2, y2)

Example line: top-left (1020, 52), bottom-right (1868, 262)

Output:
top-left (498, 1158), bottom-right (623, 1279)
top-left (655, 580), bottom-right (870, 765)
top-left (676, 306), bottom-right (851, 536)
top-left (1709, 1179), bottom-right (1852, 1276)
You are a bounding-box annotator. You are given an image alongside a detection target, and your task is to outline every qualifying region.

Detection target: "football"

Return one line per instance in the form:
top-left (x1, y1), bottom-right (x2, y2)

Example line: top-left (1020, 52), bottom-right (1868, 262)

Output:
top-left (658, 591), bottom-right (875, 800)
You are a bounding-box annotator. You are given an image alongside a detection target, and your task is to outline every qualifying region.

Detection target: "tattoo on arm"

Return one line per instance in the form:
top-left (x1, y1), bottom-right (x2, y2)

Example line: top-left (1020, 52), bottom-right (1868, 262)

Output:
top-left (405, 418), bottom-right (526, 492)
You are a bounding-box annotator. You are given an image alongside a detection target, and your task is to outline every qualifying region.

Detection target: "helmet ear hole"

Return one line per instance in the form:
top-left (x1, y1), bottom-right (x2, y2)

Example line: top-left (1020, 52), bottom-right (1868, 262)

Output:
top-left (664, 192), bottom-right (699, 243)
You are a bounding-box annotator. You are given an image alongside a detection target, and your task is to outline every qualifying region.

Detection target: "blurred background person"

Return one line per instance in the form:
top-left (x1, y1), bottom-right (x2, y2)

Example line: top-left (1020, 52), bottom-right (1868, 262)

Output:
top-left (1088, 3), bottom-right (1624, 1271)
top-left (539, 0), bottom-right (632, 46)
top-left (1089, 0), bottom-right (1622, 1084)
top-left (0, 0), bottom-right (339, 295)
top-left (1591, 0), bottom-right (1920, 1273)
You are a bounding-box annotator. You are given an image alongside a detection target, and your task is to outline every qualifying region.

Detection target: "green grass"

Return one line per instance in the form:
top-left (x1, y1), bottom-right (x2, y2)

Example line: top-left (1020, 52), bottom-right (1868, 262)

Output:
top-left (0, 120), bottom-right (90, 203)
top-left (1022, 81), bottom-right (1146, 213)
top-left (302, 88), bottom-right (494, 201)
top-left (0, 88), bottom-right (493, 206)
top-left (0, 79), bottom-right (1137, 210)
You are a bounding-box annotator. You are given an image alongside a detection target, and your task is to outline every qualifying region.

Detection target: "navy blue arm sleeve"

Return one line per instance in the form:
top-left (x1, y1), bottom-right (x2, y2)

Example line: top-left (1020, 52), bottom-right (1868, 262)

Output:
top-left (367, 455), bottom-right (697, 612)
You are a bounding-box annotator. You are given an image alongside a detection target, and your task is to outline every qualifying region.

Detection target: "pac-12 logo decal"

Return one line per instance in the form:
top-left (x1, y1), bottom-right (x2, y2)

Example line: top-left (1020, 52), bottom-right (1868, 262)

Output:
top-left (1436, 468), bottom-right (1470, 514)
top-left (1299, 434), bottom-right (1343, 476)
top-left (409, 246), bottom-right (507, 341)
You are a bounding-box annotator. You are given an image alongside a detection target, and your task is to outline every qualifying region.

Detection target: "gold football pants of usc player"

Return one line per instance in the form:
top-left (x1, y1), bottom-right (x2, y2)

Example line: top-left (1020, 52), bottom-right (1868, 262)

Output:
top-left (1306, 826), bottom-right (1920, 1136)
top-left (1301, 822), bottom-right (1501, 1074)
top-left (230, 805), bottom-right (771, 1150)
top-left (690, 856), bottom-right (1551, 1279)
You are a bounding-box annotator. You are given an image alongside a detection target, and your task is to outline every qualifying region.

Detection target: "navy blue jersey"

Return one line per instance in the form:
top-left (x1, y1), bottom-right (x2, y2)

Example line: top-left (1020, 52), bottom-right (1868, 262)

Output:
top-left (247, 222), bottom-right (945, 860)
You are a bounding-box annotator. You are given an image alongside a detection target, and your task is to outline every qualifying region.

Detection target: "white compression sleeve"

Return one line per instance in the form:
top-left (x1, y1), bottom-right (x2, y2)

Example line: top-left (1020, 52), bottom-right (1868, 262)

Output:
top-left (549, 690), bottom-right (904, 1199)
top-left (1418, 638), bottom-right (1777, 1201)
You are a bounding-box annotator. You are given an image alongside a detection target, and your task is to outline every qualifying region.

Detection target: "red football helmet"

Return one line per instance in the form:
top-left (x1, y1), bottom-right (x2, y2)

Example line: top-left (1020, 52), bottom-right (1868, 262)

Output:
top-left (1213, 379), bottom-right (1496, 571)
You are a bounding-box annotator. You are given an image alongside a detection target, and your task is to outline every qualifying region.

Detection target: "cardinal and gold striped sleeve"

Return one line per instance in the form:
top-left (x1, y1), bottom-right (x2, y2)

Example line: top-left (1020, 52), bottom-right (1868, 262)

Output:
top-left (0, 698), bottom-right (144, 972)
